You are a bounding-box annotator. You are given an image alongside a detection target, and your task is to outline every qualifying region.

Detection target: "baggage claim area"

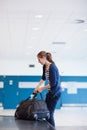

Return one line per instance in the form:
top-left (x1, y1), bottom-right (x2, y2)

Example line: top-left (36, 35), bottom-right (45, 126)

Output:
top-left (0, 0), bottom-right (87, 130)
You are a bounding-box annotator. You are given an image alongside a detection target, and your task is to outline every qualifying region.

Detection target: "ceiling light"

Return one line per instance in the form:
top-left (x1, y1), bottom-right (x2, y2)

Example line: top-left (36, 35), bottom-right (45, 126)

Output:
top-left (52, 42), bottom-right (66, 44)
top-left (35, 15), bottom-right (43, 18)
top-left (32, 27), bottom-right (39, 31)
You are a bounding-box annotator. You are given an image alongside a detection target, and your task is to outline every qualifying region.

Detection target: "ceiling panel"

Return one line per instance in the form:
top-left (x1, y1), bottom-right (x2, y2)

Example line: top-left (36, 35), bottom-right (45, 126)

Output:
top-left (0, 0), bottom-right (87, 61)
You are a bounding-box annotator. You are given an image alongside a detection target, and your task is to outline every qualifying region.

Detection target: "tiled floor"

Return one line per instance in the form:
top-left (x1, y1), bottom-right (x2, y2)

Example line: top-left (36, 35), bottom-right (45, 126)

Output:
top-left (55, 126), bottom-right (87, 130)
top-left (0, 107), bottom-right (87, 130)
top-left (54, 107), bottom-right (87, 126)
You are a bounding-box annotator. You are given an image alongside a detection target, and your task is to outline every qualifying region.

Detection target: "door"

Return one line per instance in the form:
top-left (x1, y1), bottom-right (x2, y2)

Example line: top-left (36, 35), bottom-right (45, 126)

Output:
top-left (3, 76), bottom-right (19, 109)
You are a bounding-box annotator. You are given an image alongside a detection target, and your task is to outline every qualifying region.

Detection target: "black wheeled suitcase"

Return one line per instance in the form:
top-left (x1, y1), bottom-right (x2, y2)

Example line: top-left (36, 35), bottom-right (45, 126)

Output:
top-left (15, 92), bottom-right (50, 120)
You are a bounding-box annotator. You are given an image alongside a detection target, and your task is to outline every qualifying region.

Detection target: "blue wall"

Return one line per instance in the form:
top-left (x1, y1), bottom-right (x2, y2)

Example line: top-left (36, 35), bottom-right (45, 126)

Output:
top-left (0, 75), bottom-right (87, 109)
top-left (61, 76), bottom-right (87, 106)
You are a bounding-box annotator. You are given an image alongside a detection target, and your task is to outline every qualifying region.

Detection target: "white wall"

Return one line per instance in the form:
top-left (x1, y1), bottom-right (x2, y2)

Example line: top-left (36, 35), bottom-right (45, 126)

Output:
top-left (0, 59), bottom-right (87, 76)
top-left (0, 60), bottom-right (41, 76)
top-left (57, 60), bottom-right (87, 76)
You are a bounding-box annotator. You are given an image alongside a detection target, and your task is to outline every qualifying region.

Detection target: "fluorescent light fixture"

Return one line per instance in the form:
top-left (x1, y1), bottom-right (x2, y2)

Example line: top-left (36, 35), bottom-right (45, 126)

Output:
top-left (52, 42), bottom-right (66, 44)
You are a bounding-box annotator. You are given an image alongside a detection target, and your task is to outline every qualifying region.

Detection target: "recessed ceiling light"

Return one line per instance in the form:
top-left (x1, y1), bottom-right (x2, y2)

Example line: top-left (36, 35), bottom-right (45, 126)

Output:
top-left (32, 27), bottom-right (39, 31)
top-left (35, 15), bottom-right (43, 18)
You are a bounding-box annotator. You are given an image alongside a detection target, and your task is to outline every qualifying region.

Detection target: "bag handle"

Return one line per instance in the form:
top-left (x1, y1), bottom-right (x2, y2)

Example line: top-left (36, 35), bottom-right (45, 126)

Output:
top-left (26, 92), bottom-right (43, 100)
top-left (39, 92), bottom-right (43, 100)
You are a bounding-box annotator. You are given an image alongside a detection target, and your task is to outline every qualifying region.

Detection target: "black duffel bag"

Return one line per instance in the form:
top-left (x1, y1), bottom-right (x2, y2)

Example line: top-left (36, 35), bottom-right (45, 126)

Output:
top-left (15, 92), bottom-right (50, 120)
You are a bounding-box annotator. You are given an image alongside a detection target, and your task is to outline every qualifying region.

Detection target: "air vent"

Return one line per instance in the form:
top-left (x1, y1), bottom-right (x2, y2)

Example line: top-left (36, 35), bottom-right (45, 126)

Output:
top-left (52, 42), bottom-right (66, 44)
top-left (29, 64), bottom-right (35, 67)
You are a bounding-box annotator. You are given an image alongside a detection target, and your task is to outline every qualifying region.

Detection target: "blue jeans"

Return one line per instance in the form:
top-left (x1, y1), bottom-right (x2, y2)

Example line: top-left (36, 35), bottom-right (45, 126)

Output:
top-left (45, 92), bottom-right (61, 127)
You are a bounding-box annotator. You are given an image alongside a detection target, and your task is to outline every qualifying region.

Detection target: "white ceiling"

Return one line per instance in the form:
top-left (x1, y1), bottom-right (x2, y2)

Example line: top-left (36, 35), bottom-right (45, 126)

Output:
top-left (0, 0), bottom-right (87, 61)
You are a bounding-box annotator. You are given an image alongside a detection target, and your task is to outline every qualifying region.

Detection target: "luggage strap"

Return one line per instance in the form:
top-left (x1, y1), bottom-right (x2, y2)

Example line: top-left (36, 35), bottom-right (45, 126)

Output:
top-left (26, 92), bottom-right (43, 100)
